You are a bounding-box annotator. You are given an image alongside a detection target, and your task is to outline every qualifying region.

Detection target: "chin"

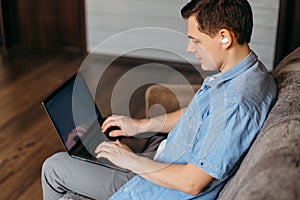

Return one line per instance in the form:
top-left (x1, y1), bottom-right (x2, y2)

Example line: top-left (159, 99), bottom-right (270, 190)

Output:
top-left (201, 64), bottom-right (218, 71)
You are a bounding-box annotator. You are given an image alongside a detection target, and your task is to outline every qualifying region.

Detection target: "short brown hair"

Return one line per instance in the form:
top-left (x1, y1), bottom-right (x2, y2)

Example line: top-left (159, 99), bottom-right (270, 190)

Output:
top-left (181, 0), bottom-right (253, 44)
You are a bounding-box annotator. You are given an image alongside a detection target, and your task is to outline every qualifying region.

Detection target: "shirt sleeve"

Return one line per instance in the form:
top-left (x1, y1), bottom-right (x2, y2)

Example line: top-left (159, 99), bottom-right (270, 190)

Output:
top-left (190, 101), bottom-right (259, 179)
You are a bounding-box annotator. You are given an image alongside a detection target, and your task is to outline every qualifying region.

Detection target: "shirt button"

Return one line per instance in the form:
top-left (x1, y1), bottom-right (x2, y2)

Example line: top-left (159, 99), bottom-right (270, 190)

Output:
top-left (124, 187), bottom-right (128, 192)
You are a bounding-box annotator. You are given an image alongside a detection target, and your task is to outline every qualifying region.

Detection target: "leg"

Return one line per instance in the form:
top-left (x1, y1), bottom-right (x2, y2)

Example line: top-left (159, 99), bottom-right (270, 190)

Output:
top-left (41, 152), bottom-right (135, 200)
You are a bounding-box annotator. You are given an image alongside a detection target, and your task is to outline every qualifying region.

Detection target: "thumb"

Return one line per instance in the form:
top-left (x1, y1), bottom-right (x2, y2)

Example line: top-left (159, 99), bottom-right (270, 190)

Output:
top-left (109, 130), bottom-right (126, 137)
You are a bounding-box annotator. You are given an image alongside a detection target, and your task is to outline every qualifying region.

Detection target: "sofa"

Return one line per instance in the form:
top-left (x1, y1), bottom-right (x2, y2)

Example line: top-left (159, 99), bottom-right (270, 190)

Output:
top-left (62, 47), bottom-right (300, 199)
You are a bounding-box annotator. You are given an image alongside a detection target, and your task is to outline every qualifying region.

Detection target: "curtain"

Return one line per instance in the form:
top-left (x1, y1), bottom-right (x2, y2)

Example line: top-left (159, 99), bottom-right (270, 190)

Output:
top-left (275, 0), bottom-right (300, 66)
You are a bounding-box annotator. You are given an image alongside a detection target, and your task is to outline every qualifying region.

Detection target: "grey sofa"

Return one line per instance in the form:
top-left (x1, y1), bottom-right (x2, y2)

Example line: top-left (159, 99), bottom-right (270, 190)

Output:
top-left (216, 47), bottom-right (300, 199)
top-left (62, 47), bottom-right (300, 199)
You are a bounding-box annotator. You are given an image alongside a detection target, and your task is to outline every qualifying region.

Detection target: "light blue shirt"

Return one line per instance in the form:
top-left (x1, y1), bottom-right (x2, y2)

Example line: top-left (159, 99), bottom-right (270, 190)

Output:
top-left (110, 51), bottom-right (277, 200)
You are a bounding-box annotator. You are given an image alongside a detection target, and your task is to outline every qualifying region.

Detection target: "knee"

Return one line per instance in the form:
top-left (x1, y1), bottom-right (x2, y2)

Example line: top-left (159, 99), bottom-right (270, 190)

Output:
top-left (42, 152), bottom-right (66, 182)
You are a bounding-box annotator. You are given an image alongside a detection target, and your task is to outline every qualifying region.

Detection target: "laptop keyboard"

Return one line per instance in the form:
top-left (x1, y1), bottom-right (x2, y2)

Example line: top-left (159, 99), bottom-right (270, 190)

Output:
top-left (85, 136), bottom-right (103, 155)
top-left (77, 131), bottom-right (107, 158)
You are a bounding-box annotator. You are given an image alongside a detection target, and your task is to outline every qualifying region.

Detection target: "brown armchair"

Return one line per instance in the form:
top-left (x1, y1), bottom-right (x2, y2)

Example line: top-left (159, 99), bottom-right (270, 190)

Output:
top-left (145, 84), bottom-right (200, 118)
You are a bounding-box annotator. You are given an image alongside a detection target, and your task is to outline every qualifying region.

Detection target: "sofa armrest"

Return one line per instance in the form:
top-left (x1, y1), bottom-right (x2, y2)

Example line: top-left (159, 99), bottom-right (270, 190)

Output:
top-left (145, 84), bottom-right (200, 118)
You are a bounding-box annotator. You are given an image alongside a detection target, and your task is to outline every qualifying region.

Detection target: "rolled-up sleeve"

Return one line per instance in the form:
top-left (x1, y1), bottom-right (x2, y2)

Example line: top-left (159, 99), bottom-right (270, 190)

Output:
top-left (191, 101), bottom-right (259, 179)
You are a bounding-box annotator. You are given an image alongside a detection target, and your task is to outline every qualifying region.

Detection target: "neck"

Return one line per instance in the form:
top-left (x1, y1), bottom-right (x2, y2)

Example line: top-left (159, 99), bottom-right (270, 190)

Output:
top-left (219, 43), bottom-right (251, 73)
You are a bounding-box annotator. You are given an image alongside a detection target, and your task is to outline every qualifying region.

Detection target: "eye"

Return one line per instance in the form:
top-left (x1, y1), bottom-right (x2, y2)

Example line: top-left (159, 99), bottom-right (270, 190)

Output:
top-left (192, 39), bottom-right (201, 45)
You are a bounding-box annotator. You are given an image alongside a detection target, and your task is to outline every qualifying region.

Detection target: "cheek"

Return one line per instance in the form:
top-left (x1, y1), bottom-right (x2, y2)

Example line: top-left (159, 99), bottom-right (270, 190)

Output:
top-left (200, 47), bottom-right (221, 69)
top-left (195, 45), bottom-right (208, 57)
top-left (205, 44), bottom-right (221, 61)
top-left (196, 45), bottom-right (213, 60)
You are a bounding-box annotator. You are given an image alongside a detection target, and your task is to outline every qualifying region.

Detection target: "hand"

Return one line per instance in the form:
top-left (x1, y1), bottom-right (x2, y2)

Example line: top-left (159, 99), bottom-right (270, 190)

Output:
top-left (95, 140), bottom-right (134, 169)
top-left (101, 115), bottom-right (149, 137)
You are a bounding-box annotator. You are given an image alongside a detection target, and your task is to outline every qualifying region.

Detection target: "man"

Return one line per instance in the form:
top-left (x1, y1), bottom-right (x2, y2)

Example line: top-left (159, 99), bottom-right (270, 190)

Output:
top-left (42, 0), bottom-right (277, 199)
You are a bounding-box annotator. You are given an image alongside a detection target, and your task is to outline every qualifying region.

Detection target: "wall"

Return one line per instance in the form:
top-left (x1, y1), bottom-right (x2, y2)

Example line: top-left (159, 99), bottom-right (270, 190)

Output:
top-left (85, 0), bottom-right (280, 71)
top-left (1, 0), bottom-right (86, 53)
top-left (249, 0), bottom-right (280, 70)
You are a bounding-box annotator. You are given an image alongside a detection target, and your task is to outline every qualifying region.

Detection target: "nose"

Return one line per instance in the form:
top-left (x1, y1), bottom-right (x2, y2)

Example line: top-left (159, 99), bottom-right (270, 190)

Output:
top-left (187, 39), bottom-right (196, 53)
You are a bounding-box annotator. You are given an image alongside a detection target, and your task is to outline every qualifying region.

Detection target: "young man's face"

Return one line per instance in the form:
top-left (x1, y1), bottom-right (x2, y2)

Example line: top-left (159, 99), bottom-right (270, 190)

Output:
top-left (186, 15), bottom-right (223, 71)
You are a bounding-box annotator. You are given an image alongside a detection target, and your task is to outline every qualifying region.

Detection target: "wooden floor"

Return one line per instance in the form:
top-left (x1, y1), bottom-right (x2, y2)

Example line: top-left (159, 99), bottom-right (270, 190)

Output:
top-left (0, 48), bottom-right (83, 200)
top-left (0, 48), bottom-right (202, 200)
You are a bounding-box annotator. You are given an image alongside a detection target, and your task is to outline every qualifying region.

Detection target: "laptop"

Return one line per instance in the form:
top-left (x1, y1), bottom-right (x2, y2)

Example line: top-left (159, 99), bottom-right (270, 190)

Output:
top-left (42, 73), bottom-right (128, 172)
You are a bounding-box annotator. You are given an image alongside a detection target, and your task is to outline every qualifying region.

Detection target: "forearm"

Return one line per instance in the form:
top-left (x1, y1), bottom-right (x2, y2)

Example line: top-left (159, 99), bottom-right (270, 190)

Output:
top-left (95, 140), bottom-right (213, 195)
top-left (140, 108), bottom-right (186, 133)
top-left (128, 154), bottom-right (186, 191)
top-left (126, 154), bottom-right (212, 195)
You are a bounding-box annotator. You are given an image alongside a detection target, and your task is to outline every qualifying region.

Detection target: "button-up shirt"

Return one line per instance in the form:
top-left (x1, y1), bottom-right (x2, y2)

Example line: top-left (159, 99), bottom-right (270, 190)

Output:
top-left (110, 51), bottom-right (277, 200)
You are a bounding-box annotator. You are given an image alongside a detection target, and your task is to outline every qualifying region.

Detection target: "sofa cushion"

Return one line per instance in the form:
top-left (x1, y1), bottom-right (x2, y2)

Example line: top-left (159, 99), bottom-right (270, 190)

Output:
top-left (217, 47), bottom-right (300, 200)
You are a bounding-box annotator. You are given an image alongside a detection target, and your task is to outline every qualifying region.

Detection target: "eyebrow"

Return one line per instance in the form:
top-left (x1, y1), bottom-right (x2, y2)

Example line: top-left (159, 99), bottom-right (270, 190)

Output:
top-left (188, 36), bottom-right (200, 43)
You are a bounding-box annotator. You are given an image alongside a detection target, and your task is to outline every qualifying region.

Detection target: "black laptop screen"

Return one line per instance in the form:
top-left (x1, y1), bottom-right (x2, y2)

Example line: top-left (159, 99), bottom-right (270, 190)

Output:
top-left (43, 74), bottom-right (101, 150)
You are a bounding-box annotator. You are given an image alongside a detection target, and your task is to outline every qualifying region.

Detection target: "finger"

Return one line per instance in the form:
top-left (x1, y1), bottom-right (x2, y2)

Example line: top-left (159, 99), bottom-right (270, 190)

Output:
top-left (102, 115), bottom-right (121, 127)
top-left (113, 139), bottom-right (122, 146)
top-left (101, 116), bottom-right (115, 128)
top-left (109, 130), bottom-right (127, 137)
top-left (102, 121), bottom-right (118, 133)
top-left (114, 140), bottom-right (127, 148)
top-left (96, 151), bottom-right (110, 159)
top-left (95, 140), bottom-right (118, 151)
top-left (102, 115), bottom-right (122, 128)
top-left (95, 142), bottom-right (110, 153)
top-left (95, 141), bottom-right (110, 150)
top-left (111, 115), bottom-right (123, 120)
top-left (114, 139), bottom-right (125, 146)
top-left (95, 146), bottom-right (111, 154)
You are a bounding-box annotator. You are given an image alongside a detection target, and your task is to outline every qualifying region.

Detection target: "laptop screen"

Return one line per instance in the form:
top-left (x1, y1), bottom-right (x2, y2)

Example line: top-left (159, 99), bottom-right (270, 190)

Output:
top-left (43, 73), bottom-right (102, 151)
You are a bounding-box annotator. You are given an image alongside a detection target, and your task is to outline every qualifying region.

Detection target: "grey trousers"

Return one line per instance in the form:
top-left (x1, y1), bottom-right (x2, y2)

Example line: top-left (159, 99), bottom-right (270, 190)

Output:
top-left (41, 152), bottom-right (141, 200)
top-left (41, 135), bottom-right (165, 200)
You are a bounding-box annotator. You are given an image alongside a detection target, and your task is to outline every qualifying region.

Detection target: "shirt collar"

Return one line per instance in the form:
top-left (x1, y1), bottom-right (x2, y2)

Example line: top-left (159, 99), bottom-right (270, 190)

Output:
top-left (205, 51), bottom-right (258, 89)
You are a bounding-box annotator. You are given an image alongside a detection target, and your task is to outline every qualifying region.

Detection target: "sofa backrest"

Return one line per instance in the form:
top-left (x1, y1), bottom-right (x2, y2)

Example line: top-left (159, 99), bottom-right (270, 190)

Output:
top-left (217, 46), bottom-right (300, 200)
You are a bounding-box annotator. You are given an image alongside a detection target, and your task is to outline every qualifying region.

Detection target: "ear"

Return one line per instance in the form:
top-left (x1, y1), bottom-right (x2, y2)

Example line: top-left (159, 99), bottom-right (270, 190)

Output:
top-left (218, 29), bottom-right (233, 49)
